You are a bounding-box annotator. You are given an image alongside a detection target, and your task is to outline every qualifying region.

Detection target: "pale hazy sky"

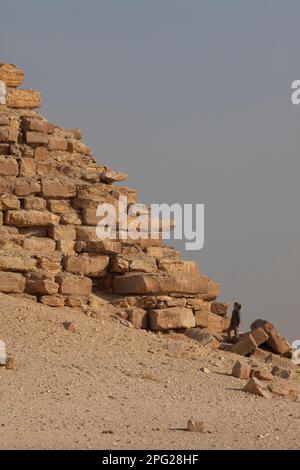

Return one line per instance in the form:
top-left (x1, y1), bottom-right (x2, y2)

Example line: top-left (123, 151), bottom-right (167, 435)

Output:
top-left (1, 0), bottom-right (300, 340)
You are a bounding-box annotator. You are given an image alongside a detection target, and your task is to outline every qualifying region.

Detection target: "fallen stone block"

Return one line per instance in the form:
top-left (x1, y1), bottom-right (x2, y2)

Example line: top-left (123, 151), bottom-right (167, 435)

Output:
top-left (5, 356), bottom-right (16, 370)
top-left (243, 377), bottom-right (271, 399)
top-left (265, 353), bottom-right (295, 370)
top-left (267, 381), bottom-right (296, 397)
top-left (149, 307), bottom-right (195, 330)
top-left (232, 360), bottom-right (251, 379)
top-left (185, 328), bottom-right (219, 349)
top-left (231, 333), bottom-right (257, 356)
top-left (0, 271), bottom-right (26, 293)
top-left (251, 319), bottom-right (290, 355)
top-left (187, 420), bottom-right (207, 433)
top-left (271, 366), bottom-right (296, 380)
top-left (250, 367), bottom-right (273, 381)
top-left (251, 348), bottom-right (270, 363)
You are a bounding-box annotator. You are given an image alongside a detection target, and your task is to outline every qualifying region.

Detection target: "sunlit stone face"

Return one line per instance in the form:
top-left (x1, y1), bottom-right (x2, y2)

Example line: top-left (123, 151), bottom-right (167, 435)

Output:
top-left (0, 80), bottom-right (6, 105)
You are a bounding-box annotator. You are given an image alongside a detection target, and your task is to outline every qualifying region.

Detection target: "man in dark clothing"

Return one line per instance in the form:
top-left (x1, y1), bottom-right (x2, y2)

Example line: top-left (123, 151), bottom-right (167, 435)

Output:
top-left (227, 302), bottom-right (242, 340)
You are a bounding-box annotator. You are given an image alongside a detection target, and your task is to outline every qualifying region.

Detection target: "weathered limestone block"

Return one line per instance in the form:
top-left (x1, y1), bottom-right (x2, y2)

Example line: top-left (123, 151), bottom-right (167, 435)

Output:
top-left (126, 307), bottom-right (148, 329)
top-left (0, 176), bottom-right (15, 194)
top-left (36, 253), bottom-right (62, 272)
top-left (0, 128), bottom-right (19, 143)
top-left (34, 147), bottom-right (48, 160)
top-left (36, 161), bottom-right (52, 176)
top-left (47, 137), bottom-right (68, 151)
top-left (19, 159), bottom-right (37, 177)
top-left (0, 194), bottom-right (20, 210)
top-left (100, 170), bottom-right (127, 184)
top-left (22, 237), bottom-right (56, 253)
top-left (113, 273), bottom-right (209, 296)
top-left (231, 360), bottom-right (251, 379)
top-left (250, 319), bottom-right (290, 355)
top-left (26, 131), bottom-right (48, 147)
top-left (158, 259), bottom-right (198, 275)
top-left (185, 328), bottom-right (219, 348)
top-left (231, 328), bottom-right (268, 356)
top-left (109, 254), bottom-right (157, 274)
top-left (55, 273), bottom-right (92, 296)
top-left (0, 144), bottom-right (9, 155)
top-left (22, 118), bottom-right (54, 134)
top-left (5, 210), bottom-right (59, 227)
top-left (60, 208), bottom-right (81, 225)
top-left (210, 302), bottom-right (228, 316)
top-left (49, 225), bottom-right (76, 241)
top-left (75, 226), bottom-right (99, 242)
top-left (202, 280), bottom-right (220, 301)
top-left (250, 367), bottom-right (273, 381)
top-left (14, 178), bottom-right (40, 196)
top-left (40, 295), bottom-right (65, 307)
top-left (0, 115), bottom-right (9, 126)
top-left (0, 271), bottom-right (26, 293)
top-left (0, 253), bottom-right (36, 272)
top-left (41, 179), bottom-right (76, 198)
top-left (271, 366), bottom-right (296, 380)
top-left (56, 240), bottom-right (76, 255)
top-left (149, 307), bottom-right (195, 330)
top-left (27, 279), bottom-right (59, 295)
top-left (68, 140), bottom-right (91, 155)
top-left (64, 254), bottom-right (109, 277)
top-left (23, 196), bottom-right (46, 211)
top-left (76, 183), bottom-right (112, 200)
top-left (0, 64), bottom-right (24, 87)
top-left (194, 309), bottom-right (229, 332)
top-left (265, 353), bottom-right (294, 370)
top-left (78, 240), bottom-right (121, 255)
top-left (0, 156), bottom-right (19, 176)
top-left (47, 199), bottom-right (71, 214)
top-left (146, 246), bottom-right (181, 260)
top-left (243, 378), bottom-right (271, 399)
top-left (251, 348), bottom-right (270, 363)
top-left (6, 90), bottom-right (41, 109)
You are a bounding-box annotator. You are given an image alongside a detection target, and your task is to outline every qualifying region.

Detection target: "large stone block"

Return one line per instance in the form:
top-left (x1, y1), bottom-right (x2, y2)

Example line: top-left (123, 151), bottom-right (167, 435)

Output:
top-left (0, 254), bottom-right (36, 272)
top-left (0, 194), bottom-right (20, 210)
top-left (127, 307), bottom-right (148, 329)
top-left (113, 273), bottom-right (209, 296)
top-left (75, 226), bottom-right (99, 242)
top-left (231, 333), bottom-right (257, 356)
top-left (22, 118), bottom-right (54, 134)
top-left (41, 179), bottom-right (76, 198)
top-left (6, 90), bottom-right (41, 109)
top-left (22, 237), bottom-right (56, 253)
top-left (23, 196), bottom-right (46, 211)
top-left (56, 273), bottom-right (92, 296)
top-left (64, 254), bottom-right (109, 277)
top-left (0, 271), bottom-right (26, 293)
top-left (0, 128), bottom-right (19, 143)
top-left (0, 176), bottom-right (15, 194)
top-left (5, 210), bottom-right (59, 227)
top-left (47, 137), bottom-right (68, 151)
top-left (0, 64), bottom-right (24, 87)
top-left (14, 178), bottom-right (40, 196)
top-left (26, 131), bottom-right (48, 147)
top-left (0, 157), bottom-right (18, 176)
top-left (149, 307), bottom-right (195, 330)
top-left (49, 225), bottom-right (76, 241)
top-left (250, 319), bottom-right (290, 355)
top-left (26, 278), bottom-right (59, 295)
top-left (243, 378), bottom-right (271, 399)
top-left (19, 159), bottom-right (37, 177)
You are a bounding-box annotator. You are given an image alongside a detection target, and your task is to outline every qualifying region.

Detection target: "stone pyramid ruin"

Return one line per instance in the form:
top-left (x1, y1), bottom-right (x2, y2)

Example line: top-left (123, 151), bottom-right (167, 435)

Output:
top-left (0, 62), bottom-right (231, 334)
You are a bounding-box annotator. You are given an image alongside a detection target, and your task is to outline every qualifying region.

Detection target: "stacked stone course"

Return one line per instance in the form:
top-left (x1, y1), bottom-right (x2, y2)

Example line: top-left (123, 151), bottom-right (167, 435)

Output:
top-left (0, 63), bottom-right (229, 332)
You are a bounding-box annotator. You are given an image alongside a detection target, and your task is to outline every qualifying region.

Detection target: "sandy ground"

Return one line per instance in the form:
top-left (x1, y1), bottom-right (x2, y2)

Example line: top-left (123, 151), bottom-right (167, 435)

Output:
top-left (0, 292), bottom-right (299, 450)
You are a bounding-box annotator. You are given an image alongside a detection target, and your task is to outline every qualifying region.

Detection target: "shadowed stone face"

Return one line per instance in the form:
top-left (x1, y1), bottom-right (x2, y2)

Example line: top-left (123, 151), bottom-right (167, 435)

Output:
top-left (0, 80), bottom-right (6, 105)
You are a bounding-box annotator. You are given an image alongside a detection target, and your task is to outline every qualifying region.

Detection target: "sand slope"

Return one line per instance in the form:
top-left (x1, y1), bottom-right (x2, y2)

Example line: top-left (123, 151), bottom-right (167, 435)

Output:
top-left (0, 293), bottom-right (299, 450)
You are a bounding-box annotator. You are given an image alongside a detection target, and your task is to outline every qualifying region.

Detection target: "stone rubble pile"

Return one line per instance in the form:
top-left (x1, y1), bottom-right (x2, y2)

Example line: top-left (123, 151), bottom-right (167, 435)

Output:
top-left (0, 63), bottom-right (228, 334)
